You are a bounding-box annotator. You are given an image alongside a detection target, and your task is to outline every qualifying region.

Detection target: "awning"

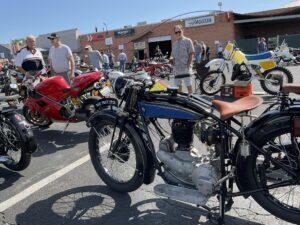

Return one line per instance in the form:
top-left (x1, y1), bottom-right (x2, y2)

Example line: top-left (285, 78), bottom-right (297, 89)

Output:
top-left (234, 14), bottom-right (300, 24)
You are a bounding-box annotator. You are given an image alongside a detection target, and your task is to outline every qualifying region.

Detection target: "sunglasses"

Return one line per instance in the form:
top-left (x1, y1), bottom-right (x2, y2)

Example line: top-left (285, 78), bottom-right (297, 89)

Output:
top-left (174, 30), bottom-right (182, 35)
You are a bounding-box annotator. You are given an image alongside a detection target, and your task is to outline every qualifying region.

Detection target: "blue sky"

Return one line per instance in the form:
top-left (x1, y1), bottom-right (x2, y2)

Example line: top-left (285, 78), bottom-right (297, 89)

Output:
top-left (0, 0), bottom-right (291, 44)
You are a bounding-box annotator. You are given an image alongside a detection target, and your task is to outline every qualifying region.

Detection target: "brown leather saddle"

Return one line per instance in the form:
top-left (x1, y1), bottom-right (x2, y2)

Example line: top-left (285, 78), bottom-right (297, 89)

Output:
top-left (212, 96), bottom-right (263, 120)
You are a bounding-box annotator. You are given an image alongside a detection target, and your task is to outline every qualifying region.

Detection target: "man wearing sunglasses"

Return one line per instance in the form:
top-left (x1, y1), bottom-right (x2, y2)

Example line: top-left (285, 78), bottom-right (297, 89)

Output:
top-left (171, 25), bottom-right (195, 94)
top-left (47, 33), bottom-right (75, 84)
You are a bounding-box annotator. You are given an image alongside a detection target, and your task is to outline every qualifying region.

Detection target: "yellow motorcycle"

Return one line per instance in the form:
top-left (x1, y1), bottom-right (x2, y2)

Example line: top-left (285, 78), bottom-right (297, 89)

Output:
top-left (200, 42), bottom-right (293, 95)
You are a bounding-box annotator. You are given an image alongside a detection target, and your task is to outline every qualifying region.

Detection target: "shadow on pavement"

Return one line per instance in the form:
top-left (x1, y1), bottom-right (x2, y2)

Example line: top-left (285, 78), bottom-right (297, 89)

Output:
top-left (31, 129), bottom-right (89, 157)
top-left (15, 185), bottom-right (264, 225)
top-left (0, 167), bottom-right (23, 191)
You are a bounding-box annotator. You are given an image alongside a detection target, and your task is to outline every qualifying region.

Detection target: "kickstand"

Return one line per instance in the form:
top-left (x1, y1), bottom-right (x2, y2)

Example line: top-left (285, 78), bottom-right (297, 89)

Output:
top-left (62, 121), bottom-right (70, 134)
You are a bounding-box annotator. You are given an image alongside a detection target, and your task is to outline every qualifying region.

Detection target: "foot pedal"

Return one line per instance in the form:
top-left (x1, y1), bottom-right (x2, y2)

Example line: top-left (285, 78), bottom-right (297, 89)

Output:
top-left (0, 155), bottom-right (13, 164)
top-left (154, 183), bottom-right (209, 206)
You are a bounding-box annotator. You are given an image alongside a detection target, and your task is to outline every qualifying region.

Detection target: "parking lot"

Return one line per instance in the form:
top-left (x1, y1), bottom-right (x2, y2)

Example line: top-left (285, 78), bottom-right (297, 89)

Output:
top-left (0, 65), bottom-right (300, 225)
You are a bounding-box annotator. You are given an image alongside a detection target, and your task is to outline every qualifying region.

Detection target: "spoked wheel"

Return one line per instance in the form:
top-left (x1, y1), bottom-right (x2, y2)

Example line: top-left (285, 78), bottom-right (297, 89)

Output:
top-left (23, 106), bottom-right (52, 128)
top-left (261, 66), bottom-right (293, 95)
top-left (88, 113), bottom-right (147, 193)
top-left (0, 120), bottom-right (31, 171)
top-left (200, 70), bottom-right (226, 96)
top-left (245, 121), bottom-right (300, 224)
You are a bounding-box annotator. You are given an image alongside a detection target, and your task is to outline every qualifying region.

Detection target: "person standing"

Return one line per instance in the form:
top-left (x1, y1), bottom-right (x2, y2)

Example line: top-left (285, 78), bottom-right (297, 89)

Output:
top-left (108, 50), bottom-right (115, 69)
top-left (154, 45), bottom-right (163, 58)
top-left (257, 37), bottom-right (268, 53)
top-left (84, 45), bottom-right (103, 70)
top-left (193, 40), bottom-right (202, 63)
top-left (48, 33), bottom-right (75, 84)
top-left (118, 49), bottom-right (127, 73)
top-left (101, 51), bottom-right (109, 70)
top-left (15, 35), bottom-right (45, 78)
top-left (171, 24), bottom-right (195, 94)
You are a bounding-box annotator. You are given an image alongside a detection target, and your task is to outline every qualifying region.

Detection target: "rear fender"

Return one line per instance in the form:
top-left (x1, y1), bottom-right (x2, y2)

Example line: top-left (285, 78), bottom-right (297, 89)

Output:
top-left (234, 108), bottom-right (300, 196)
top-left (3, 111), bottom-right (37, 154)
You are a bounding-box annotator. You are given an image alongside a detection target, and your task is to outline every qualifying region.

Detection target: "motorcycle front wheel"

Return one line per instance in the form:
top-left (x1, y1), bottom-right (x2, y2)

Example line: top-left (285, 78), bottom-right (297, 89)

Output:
top-left (244, 120), bottom-right (300, 224)
top-left (23, 106), bottom-right (53, 128)
top-left (261, 66), bottom-right (293, 95)
top-left (199, 70), bottom-right (226, 96)
top-left (88, 113), bottom-right (147, 193)
top-left (0, 120), bottom-right (31, 171)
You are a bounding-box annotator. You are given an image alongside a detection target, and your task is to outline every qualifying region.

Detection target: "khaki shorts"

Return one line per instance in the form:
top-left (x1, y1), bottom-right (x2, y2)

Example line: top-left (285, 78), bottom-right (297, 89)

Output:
top-left (174, 76), bottom-right (192, 87)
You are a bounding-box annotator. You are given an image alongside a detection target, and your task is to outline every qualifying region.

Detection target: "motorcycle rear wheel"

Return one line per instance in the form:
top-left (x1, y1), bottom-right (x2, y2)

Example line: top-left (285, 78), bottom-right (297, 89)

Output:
top-left (244, 120), bottom-right (300, 224)
top-left (88, 113), bottom-right (147, 193)
top-left (23, 106), bottom-right (52, 128)
top-left (261, 66), bottom-right (293, 95)
top-left (200, 70), bottom-right (226, 96)
top-left (0, 120), bottom-right (31, 171)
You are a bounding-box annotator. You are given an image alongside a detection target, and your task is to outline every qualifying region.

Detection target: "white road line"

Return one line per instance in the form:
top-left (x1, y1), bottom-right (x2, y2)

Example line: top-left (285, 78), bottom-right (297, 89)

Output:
top-left (0, 154), bottom-right (91, 212)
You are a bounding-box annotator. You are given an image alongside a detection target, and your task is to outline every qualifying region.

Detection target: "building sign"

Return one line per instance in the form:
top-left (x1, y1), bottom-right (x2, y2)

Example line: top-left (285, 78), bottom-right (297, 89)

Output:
top-left (134, 42), bottom-right (146, 50)
top-left (185, 16), bottom-right (215, 28)
top-left (86, 33), bottom-right (105, 42)
top-left (114, 28), bottom-right (135, 38)
top-left (105, 37), bottom-right (113, 46)
top-left (118, 44), bottom-right (124, 50)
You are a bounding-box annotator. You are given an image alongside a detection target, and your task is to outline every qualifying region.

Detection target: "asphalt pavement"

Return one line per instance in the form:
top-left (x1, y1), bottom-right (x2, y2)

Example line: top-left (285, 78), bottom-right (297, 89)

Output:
top-left (0, 65), bottom-right (300, 225)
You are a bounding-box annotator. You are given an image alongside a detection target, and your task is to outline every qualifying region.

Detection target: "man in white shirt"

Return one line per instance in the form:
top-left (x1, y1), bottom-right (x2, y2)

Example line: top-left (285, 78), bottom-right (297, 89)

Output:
top-left (15, 35), bottom-right (45, 78)
top-left (118, 49), bottom-right (127, 72)
top-left (48, 33), bottom-right (75, 84)
top-left (101, 51), bottom-right (109, 70)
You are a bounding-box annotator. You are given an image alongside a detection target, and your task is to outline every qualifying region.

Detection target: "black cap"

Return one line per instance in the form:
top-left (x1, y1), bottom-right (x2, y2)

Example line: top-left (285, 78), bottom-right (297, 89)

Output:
top-left (47, 33), bottom-right (59, 39)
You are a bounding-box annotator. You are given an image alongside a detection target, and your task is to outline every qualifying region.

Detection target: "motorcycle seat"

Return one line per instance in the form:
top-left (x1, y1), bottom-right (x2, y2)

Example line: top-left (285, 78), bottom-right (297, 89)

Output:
top-left (212, 96), bottom-right (263, 120)
top-left (281, 83), bottom-right (300, 94)
top-left (245, 52), bottom-right (272, 61)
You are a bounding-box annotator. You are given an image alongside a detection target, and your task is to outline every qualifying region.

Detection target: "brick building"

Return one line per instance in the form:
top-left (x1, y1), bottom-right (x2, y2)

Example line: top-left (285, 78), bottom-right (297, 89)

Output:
top-left (79, 6), bottom-right (300, 61)
top-left (79, 12), bottom-right (234, 62)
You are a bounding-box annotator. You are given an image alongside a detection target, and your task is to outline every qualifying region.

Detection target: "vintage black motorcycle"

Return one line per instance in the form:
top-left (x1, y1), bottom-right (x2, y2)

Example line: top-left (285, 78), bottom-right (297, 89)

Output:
top-left (87, 77), bottom-right (300, 224)
top-left (0, 95), bottom-right (37, 171)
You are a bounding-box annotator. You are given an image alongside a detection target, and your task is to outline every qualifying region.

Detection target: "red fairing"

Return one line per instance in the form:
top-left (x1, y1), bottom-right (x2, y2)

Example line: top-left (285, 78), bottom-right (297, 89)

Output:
top-left (35, 76), bottom-right (70, 101)
top-left (69, 71), bottom-right (102, 96)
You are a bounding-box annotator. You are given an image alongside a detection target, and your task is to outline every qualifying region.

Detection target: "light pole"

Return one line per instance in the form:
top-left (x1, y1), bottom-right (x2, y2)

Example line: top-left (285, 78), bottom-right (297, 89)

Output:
top-left (218, 1), bottom-right (222, 12)
top-left (103, 22), bottom-right (108, 35)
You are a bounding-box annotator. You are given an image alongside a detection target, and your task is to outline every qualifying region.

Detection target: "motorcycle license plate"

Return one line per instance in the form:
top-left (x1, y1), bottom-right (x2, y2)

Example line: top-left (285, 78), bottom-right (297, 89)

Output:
top-left (95, 98), bottom-right (118, 108)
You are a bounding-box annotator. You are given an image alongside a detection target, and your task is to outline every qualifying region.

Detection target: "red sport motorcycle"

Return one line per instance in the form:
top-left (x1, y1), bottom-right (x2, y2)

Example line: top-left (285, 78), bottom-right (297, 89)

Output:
top-left (22, 70), bottom-right (111, 128)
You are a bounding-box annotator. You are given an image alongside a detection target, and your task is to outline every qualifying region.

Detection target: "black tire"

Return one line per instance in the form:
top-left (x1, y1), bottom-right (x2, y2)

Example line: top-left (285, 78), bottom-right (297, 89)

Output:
top-left (261, 66), bottom-right (293, 95)
top-left (23, 106), bottom-right (52, 128)
top-left (0, 120), bottom-right (31, 171)
top-left (200, 70), bottom-right (226, 96)
top-left (243, 117), bottom-right (300, 224)
top-left (88, 113), bottom-right (148, 193)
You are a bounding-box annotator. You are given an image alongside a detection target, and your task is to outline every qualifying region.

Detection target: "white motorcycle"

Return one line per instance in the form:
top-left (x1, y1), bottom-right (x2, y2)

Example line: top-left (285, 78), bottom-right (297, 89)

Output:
top-left (200, 42), bottom-right (293, 95)
top-left (273, 41), bottom-right (300, 66)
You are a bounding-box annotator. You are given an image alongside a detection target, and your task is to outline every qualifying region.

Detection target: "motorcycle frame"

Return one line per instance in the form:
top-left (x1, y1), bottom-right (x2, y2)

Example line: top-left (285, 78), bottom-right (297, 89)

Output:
top-left (103, 88), bottom-right (300, 223)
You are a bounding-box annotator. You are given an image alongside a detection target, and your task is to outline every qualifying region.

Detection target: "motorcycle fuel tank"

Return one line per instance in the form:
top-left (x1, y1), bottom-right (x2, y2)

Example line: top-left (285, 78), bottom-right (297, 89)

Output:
top-left (70, 71), bottom-right (101, 95)
top-left (35, 76), bottom-right (69, 101)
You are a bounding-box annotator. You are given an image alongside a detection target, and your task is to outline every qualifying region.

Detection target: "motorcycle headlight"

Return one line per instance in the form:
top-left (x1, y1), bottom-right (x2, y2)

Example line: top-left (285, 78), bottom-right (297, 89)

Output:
top-left (113, 77), bottom-right (128, 98)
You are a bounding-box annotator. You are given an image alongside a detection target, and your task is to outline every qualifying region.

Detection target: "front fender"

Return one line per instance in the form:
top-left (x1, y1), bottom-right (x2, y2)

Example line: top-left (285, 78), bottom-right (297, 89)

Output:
top-left (205, 58), bottom-right (225, 69)
top-left (87, 109), bottom-right (156, 185)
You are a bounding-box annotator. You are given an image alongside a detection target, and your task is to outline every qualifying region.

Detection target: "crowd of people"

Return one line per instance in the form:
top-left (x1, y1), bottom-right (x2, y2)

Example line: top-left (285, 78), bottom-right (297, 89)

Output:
top-left (4, 29), bottom-right (271, 94)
